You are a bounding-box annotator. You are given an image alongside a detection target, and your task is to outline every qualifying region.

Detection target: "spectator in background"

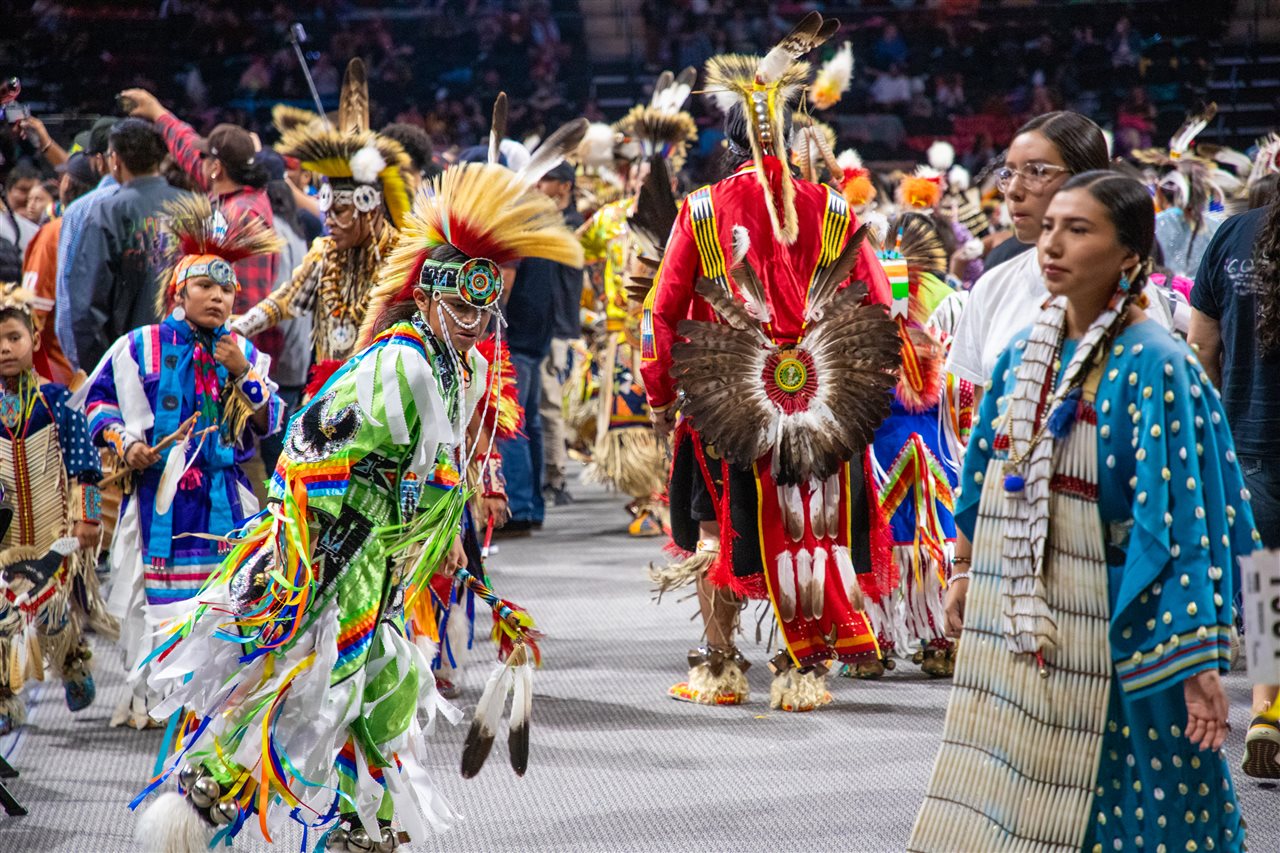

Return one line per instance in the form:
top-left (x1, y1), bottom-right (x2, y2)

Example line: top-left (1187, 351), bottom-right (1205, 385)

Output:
top-left (254, 148), bottom-right (312, 478)
top-left (498, 161), bottom-right (583, 533)
top-left (122, 87), bottom-right (280, 360)
top-left (537, 162), bottom-right (583, 507)
top-left (55, 116), bottom-right (119, 372)
top-left (872, 23), bottom-right (910, 71)
top-left (237, 55), bottom-right (273, 96)
top-left (25, 179), bottom-right (57, 225)
top-left (935, 73), bottom-right (967, 115)
top-left (1115, 86), bottom-right (1157, 154)
top-left (64, 118), bottom-right (191, 372)
top-left (5, 163), bottom-right (42, 231)
top-left (870, 64), bottom-right (913, 110)
top-left (1188, 193), bottom-right (1280, 779)
top-left (20, 152), bottom-right (94, 384)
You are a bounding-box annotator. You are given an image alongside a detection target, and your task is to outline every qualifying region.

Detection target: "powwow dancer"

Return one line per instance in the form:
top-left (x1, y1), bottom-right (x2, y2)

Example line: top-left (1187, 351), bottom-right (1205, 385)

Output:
top-left (77, 196), bottom-right (285, 729)
top-left (578, 68), bottom-right (697, 537)
top-left (232, 59), bottom-right (413, 393)
top-left (0, 282), bottom-right (109, 735)
top-left (855, 213), bottom-right (959, 679)
top-left (130, 152), bottom-right (583, 852)
top-left (909, 173), bottom-right (1255, 853)
top-left (643, 14), bottom-right (899, 711)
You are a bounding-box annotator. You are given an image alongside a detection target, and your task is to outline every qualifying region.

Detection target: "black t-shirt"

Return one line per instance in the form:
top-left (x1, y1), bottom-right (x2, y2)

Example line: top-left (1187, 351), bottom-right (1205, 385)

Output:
top-left (1189, 207), bottom-right (1280, 457)
top-left (983, 234), bottom-right (1033, 271)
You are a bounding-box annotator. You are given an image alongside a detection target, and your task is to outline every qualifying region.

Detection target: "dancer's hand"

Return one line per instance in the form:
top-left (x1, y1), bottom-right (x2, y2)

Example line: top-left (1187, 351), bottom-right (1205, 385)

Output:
top-left (73, 521), bottom-right (100, 551)
top-left (440, 535), bottom-right (467, 578)
top-left (944, 577), bottom-right (968, 638)
top-left (124, 441), bottom-right (161, 470)
top-left (214, 337), bottom-right (251, 379)
top-left (1184, 668), bottom-right (1230, 751)
top-left (483, 495), bottom-right (510, 528)
top-left (650, 404), bottom-right (675, 439)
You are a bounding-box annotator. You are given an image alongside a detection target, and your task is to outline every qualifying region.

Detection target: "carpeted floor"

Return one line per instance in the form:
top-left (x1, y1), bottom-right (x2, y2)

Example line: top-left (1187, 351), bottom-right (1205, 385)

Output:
top-left (1, 473), bottom-right (1277, 852)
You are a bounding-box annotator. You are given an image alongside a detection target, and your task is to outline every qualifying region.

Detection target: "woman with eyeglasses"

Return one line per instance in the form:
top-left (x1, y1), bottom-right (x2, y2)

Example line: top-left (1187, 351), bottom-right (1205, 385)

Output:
top-left (910, 171), bottom-right (1256, 853)
top-left (949, 113), bottom-right (1114, 395)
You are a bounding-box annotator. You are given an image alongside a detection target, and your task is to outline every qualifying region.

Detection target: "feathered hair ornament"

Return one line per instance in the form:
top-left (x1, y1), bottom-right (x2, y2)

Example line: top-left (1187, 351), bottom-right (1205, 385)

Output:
top-left (792, 115), bottom-right (841, 184)
top-left (274, 59), bottom-right (413, 229)
top-left (1250, 133), bottom-right (1280, 188)
top-left (1131, 103), bottom-right (1218, 168)
top-left (154, 194), bottom-right (283, 317)
top-left (810, 41), bottom-right (853, 111)
top-left (615, 68), bottom-right (699, 172)
top-left (879, 213), bottom-right (953, 412)
top-left (836, 148), bottom-right (876, 208)
top-left (900, 167), bottom-right (943, 210)
top-left (0, 281), bottom-right (36, 323)
top-left (704, 12), bottom-right (840, 244)
top-left (270, 103), bottom-right (322, 136)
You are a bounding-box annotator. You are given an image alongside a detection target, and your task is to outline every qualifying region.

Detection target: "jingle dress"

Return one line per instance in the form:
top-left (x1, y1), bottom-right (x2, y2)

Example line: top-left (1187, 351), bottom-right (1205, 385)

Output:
top-left (137, 316), bottom-right (488, 843)
top-left (910, 318), bottom-right (1256, 853)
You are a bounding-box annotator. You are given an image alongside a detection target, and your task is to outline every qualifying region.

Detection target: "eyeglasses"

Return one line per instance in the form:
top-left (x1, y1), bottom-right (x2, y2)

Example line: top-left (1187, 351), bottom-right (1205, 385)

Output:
top-left (994, 163), bottom-right (1071, 193)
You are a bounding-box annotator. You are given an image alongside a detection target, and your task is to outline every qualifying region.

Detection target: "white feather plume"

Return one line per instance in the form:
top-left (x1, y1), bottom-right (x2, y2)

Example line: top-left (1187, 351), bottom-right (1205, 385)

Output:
top-left (811, 42), bottom-right (854, 109)
top-left (927, 140), bottom-right (955, 171)
top-left (795, 549), bottom-right (814, 620)
top-left (349, 144), bottom-right (387, 185)
top-left (731, 225), bottom-right (751, 267)
top-left (811, 546), bottom-right (827, 621)
top-left (836, 148), bottom-right (863, 171)
top-left (777, 551), bottom-right (797, 623)
top-left (947, 164), bottom-right (971, 192)
top-left (577, 122), bottom-right (618, 169)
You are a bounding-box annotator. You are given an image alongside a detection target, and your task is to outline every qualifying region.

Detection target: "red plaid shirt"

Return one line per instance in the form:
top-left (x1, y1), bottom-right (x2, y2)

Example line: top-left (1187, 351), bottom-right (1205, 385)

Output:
top-left (156, 112), bottom-right (283, 360)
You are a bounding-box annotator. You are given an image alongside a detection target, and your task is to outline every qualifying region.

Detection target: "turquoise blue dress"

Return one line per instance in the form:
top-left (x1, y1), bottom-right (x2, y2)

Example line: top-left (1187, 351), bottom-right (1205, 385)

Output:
top-left (957, 318), bottom-right (1258, 853)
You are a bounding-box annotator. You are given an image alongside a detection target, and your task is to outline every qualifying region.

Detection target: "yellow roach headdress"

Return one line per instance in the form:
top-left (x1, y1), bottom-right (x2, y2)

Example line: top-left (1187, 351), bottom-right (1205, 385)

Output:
top-left (704, 12), bottom-right (839, 244)
top-left (360, 163), bottom-right (585, 343)
top-left (615, 68), bottom-right (699, 174)
top-left (155, 194), bottom-right (282, 317)
top-left (274, 59), bottom-right (413, 230)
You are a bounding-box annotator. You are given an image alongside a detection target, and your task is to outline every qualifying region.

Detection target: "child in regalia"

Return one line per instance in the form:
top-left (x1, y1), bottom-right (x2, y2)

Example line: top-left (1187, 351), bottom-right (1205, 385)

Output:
top-left (75, 197), bottom-right (285, 729)
top-left (0, 282), bottom-right (109, 734)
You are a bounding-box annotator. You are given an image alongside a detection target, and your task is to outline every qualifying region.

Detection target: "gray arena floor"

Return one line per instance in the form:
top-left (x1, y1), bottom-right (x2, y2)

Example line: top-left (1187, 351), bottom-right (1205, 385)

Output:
top-left (1, 472), bottom-right (1277, 852)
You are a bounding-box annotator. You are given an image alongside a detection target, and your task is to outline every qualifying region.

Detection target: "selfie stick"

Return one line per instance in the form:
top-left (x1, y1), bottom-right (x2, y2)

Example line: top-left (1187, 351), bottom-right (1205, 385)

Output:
top-left (288, 24), bottom-right (330, 127)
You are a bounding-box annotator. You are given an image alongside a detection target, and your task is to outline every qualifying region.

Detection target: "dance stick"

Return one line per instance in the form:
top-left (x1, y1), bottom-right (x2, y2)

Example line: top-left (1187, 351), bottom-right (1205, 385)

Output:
top-left (98, 414), bottom-right (199, 488)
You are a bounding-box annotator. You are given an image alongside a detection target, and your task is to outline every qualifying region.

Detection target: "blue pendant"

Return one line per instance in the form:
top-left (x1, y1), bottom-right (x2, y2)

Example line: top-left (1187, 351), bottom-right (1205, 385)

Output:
top-left (1003, 474), bottom-right (1026, 494)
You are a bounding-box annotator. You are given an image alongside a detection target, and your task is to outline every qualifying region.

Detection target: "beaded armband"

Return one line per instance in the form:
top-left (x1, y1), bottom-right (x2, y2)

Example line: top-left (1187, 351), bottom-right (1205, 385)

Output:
top-left (71, 482), bottom-right (102, 523)
top-left (480, 454), bottom-right (506, 498)
top-left (102, 425), bottom-right (129, 460)
top-left (235, 367), bottom-right (269, 411)
top-left (231, 302), bottom-right (283, 339)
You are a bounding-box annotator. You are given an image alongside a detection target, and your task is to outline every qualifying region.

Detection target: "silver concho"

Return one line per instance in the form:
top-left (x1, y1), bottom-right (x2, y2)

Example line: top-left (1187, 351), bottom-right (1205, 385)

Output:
top-left (317, 182), bottom-right (333, 212)
top-left (328, 318), bottom-right (357, 353)
top-left (352, 184), bottom-right (381, 213)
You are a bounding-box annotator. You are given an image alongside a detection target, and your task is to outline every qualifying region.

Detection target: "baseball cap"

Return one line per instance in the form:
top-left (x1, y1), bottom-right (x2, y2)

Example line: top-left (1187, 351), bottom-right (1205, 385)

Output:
top-left (86, 117), bottom-right (120, 155)
top-left (541, 161), bottom-right (575, 184)
top-left (255, 148), bottom-right (286, 182)
top-left (55, 152), bottom-right (96, 186)
top-left (197, 124), bottom-right (257, 171)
